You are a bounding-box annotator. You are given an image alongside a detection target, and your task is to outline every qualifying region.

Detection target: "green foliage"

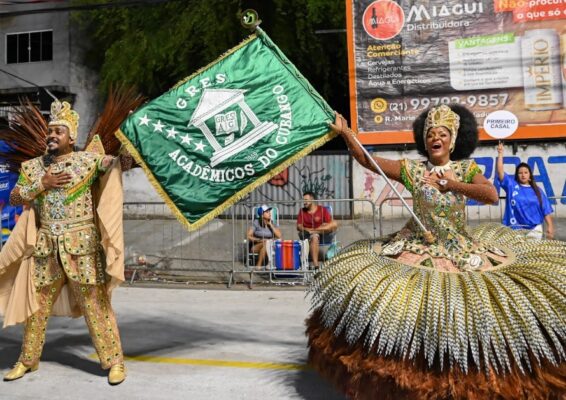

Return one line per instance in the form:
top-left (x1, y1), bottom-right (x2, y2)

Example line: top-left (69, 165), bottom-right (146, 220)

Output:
top-left (73, 0), bottom-right (348, 114)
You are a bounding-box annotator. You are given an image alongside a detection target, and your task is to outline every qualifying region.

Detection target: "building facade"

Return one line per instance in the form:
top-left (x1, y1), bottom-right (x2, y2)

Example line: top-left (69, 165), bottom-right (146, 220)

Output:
top-left (0, 2), bottom-right (99, 146)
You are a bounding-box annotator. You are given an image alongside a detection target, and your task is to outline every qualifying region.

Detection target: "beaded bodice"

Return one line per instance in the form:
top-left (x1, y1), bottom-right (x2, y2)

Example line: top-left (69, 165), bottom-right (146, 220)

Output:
top-left (19, 152), bottom-right (103, 223)
top-left (386, 158), bottom-right (493, 270)
top-left (406, 159), bottom-right (475, 245)
top-left (16, 152), bottom-right (106, 287)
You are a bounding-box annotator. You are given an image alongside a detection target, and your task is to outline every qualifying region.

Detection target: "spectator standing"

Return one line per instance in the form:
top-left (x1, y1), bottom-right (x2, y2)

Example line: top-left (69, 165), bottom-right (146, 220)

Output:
top-left (296, 191), bottom-right (337, 269)
top-left (496, 142), bottom-right (554, 239)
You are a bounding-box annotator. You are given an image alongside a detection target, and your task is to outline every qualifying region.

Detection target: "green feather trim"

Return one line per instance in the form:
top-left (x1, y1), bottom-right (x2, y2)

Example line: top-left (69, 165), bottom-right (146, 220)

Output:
top-left (465, 161), bottom-right (482, 183)
top-left (400, 160), bottom-right (414, 193)
top-left (17, 173), bottom-right (28, 185)
top-left (64, 173), bottom-right (98, 205)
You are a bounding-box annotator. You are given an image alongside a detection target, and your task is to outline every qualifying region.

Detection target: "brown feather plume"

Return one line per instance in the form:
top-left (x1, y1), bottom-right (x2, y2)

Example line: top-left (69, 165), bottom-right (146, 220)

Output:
top-left (0, 98), bottom-right (47, 172)
top-left (306, 309), bottom-right (566, 400)
top-left (85, 85), bottom-right (145, 158)
top-left (0, 87), bottom-right (144, 173)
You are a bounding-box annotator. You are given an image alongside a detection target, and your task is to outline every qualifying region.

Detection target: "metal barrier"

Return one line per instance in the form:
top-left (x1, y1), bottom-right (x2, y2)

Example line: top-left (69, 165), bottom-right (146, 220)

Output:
top-left (226, 198), bottom-right (378, 288)
top-left (122, 198), bottom-right (377, 287)
top-left (123, 201), bottom-right (238, 284)
top-left (123, 195), bottom-right (564, 286)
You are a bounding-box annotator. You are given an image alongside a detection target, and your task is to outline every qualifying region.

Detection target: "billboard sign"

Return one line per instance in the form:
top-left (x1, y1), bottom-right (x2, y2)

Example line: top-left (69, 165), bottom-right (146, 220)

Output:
top-left (346, 0), bottom-right (566, 144)
top-left (0, 142), bottom-right (22, 242)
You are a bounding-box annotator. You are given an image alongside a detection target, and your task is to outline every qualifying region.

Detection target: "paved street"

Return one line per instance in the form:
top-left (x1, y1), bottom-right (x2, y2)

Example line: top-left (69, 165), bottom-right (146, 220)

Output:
top-left (0, 287), bottom-right (345, 400)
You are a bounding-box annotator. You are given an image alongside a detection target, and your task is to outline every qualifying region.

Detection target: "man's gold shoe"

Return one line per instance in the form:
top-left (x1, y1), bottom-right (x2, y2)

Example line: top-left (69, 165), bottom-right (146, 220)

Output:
top-left (108, 363), bottom-right (126, 385)
top-left (3, 362), bottom-right (39, 381)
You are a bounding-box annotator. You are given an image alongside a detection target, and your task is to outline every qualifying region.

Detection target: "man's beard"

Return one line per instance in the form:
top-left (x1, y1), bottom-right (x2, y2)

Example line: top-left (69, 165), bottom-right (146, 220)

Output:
top-left (43, 152), bottom-right (56, 167)
top-left (43, 141), bottom-right (59, 167)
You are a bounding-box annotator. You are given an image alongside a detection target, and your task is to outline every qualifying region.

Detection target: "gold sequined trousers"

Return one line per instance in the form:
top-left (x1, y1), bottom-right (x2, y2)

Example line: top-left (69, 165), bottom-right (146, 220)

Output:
top-left (18, 275), bottom-right (123, 370)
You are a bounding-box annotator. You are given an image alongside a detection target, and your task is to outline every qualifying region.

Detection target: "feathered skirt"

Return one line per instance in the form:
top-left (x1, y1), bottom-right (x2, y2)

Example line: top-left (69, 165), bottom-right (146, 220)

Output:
top-left (307, 224), bottom-right (566, 399)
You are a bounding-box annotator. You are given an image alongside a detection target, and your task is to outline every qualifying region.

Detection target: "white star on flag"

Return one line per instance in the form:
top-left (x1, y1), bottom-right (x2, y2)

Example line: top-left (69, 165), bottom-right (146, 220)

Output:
top-left (166, 127), bottom-right (178, 139)
top-left (153, 120), bottom-right (165, 133)
top-left (180, 134), bottom-right (192, 145)
top-left (139, 114), bottom-right (151, 126)
top-left (194, 140), bottom-right (207, 152)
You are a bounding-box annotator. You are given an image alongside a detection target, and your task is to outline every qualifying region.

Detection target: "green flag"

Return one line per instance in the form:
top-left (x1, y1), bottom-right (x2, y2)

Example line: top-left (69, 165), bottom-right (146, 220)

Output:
top-left (117, 28), bottom-right (335, 230)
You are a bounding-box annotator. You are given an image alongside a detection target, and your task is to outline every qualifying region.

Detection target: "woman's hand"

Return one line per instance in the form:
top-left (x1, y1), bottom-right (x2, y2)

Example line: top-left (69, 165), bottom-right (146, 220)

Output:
top-left (422, 174), bottom-right (438, 188)
top-left (496, 142), bottom-right (505, 181)
top-left (544, 214), bottom-right (554, 240)
top-left (330, 112), bottom-right (354, 138)
top-left (422, 174), bottom-right (452, 193)
top-left (497, 142), bottom-right (504, 156)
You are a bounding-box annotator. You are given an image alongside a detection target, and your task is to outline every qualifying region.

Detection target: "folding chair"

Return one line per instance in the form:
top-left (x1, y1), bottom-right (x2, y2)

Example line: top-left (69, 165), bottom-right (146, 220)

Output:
top-left (314, 205), bottom-right (339, 264)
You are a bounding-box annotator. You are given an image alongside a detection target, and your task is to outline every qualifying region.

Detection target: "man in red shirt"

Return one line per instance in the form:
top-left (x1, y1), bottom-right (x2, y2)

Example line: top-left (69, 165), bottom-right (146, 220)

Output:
top-left (296, 191), bottom-right (337, 269)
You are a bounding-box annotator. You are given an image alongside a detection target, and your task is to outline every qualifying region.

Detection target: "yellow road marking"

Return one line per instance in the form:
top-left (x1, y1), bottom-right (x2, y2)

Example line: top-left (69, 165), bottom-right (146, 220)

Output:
top-left (89, 354), bottom-right (309, 371)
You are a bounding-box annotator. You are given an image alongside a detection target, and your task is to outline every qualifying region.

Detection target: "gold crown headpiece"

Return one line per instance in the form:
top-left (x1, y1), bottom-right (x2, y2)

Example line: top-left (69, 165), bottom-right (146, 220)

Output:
top-left (423, 105), bottom-right (460, 152)
top-left (48, 100), bottom-right (79, 140)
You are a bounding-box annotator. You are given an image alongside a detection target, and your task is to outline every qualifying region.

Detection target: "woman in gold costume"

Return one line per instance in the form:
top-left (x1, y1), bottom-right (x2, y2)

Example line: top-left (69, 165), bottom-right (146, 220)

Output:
top-left (307, 104), bottom-right (566, 399)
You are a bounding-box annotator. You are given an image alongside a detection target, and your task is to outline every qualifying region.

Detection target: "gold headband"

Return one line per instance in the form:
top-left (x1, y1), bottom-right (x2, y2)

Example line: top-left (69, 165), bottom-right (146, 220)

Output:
top-left (48, 100), bottom-right (79, 140)
top-left (423, 105), bottom-right (460, 152)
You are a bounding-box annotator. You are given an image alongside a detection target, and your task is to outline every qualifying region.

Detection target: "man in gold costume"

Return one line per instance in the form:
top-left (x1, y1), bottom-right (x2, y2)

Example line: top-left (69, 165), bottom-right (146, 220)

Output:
top-left (0, 100), bottom-right (126, 385)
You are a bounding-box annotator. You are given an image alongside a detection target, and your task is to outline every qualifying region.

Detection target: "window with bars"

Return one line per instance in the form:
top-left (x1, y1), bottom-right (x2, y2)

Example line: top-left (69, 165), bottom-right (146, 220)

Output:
top-left (6, 30), bottom-right (53, 64)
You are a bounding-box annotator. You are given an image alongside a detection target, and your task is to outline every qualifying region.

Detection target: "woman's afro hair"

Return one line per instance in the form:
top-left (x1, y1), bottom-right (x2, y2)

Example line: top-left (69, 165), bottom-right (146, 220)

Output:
top-left (412, 104), bottom-right (479, 161)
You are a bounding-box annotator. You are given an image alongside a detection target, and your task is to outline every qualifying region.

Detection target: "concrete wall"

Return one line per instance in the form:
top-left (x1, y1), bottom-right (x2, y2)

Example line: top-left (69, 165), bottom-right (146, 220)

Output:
top-left (123, 168), bottom-right (163, 203)
top-left (247, 153), bottom-right (351, 217)
top-left (0, 11), bottom-right (70, 90)
top-left (353, 143), bottom-right (566, 218)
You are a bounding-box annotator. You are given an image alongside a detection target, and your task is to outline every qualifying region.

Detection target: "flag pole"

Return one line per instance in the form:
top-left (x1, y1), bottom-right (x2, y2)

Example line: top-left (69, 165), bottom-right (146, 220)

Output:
top-left (350, 135), bottom-right (435, 244)
top-left (240, 9), bottom-right (434, 243)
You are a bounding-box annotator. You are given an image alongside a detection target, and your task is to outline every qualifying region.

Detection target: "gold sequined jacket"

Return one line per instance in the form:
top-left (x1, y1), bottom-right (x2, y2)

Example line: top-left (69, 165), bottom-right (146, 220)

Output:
top-left (11, 152), bottom-right (108, 287)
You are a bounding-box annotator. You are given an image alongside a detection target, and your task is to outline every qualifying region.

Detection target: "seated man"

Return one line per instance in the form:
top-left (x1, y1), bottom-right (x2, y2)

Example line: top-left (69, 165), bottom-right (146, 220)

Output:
top-left (296, 192), bottom-right (337, 269)
top-left (247, 205), bottom-right (281, 268)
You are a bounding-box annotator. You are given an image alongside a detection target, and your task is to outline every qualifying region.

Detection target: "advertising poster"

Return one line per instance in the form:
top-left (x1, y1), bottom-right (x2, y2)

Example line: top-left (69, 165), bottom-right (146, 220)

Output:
top-left (347, 0), bottom-right (566, 144)
top-left (0, 142), bottom-right (22, 242)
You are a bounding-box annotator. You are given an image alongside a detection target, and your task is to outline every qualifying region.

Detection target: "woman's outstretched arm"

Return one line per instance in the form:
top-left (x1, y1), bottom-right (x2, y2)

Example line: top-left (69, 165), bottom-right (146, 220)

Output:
top-left (331, 113), bottom-right (402, 182)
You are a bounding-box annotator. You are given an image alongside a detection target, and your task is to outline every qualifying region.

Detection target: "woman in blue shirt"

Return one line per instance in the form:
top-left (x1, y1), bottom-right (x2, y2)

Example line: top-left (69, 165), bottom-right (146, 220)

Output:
top-left (496, 142), bottom-right (554, 239)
